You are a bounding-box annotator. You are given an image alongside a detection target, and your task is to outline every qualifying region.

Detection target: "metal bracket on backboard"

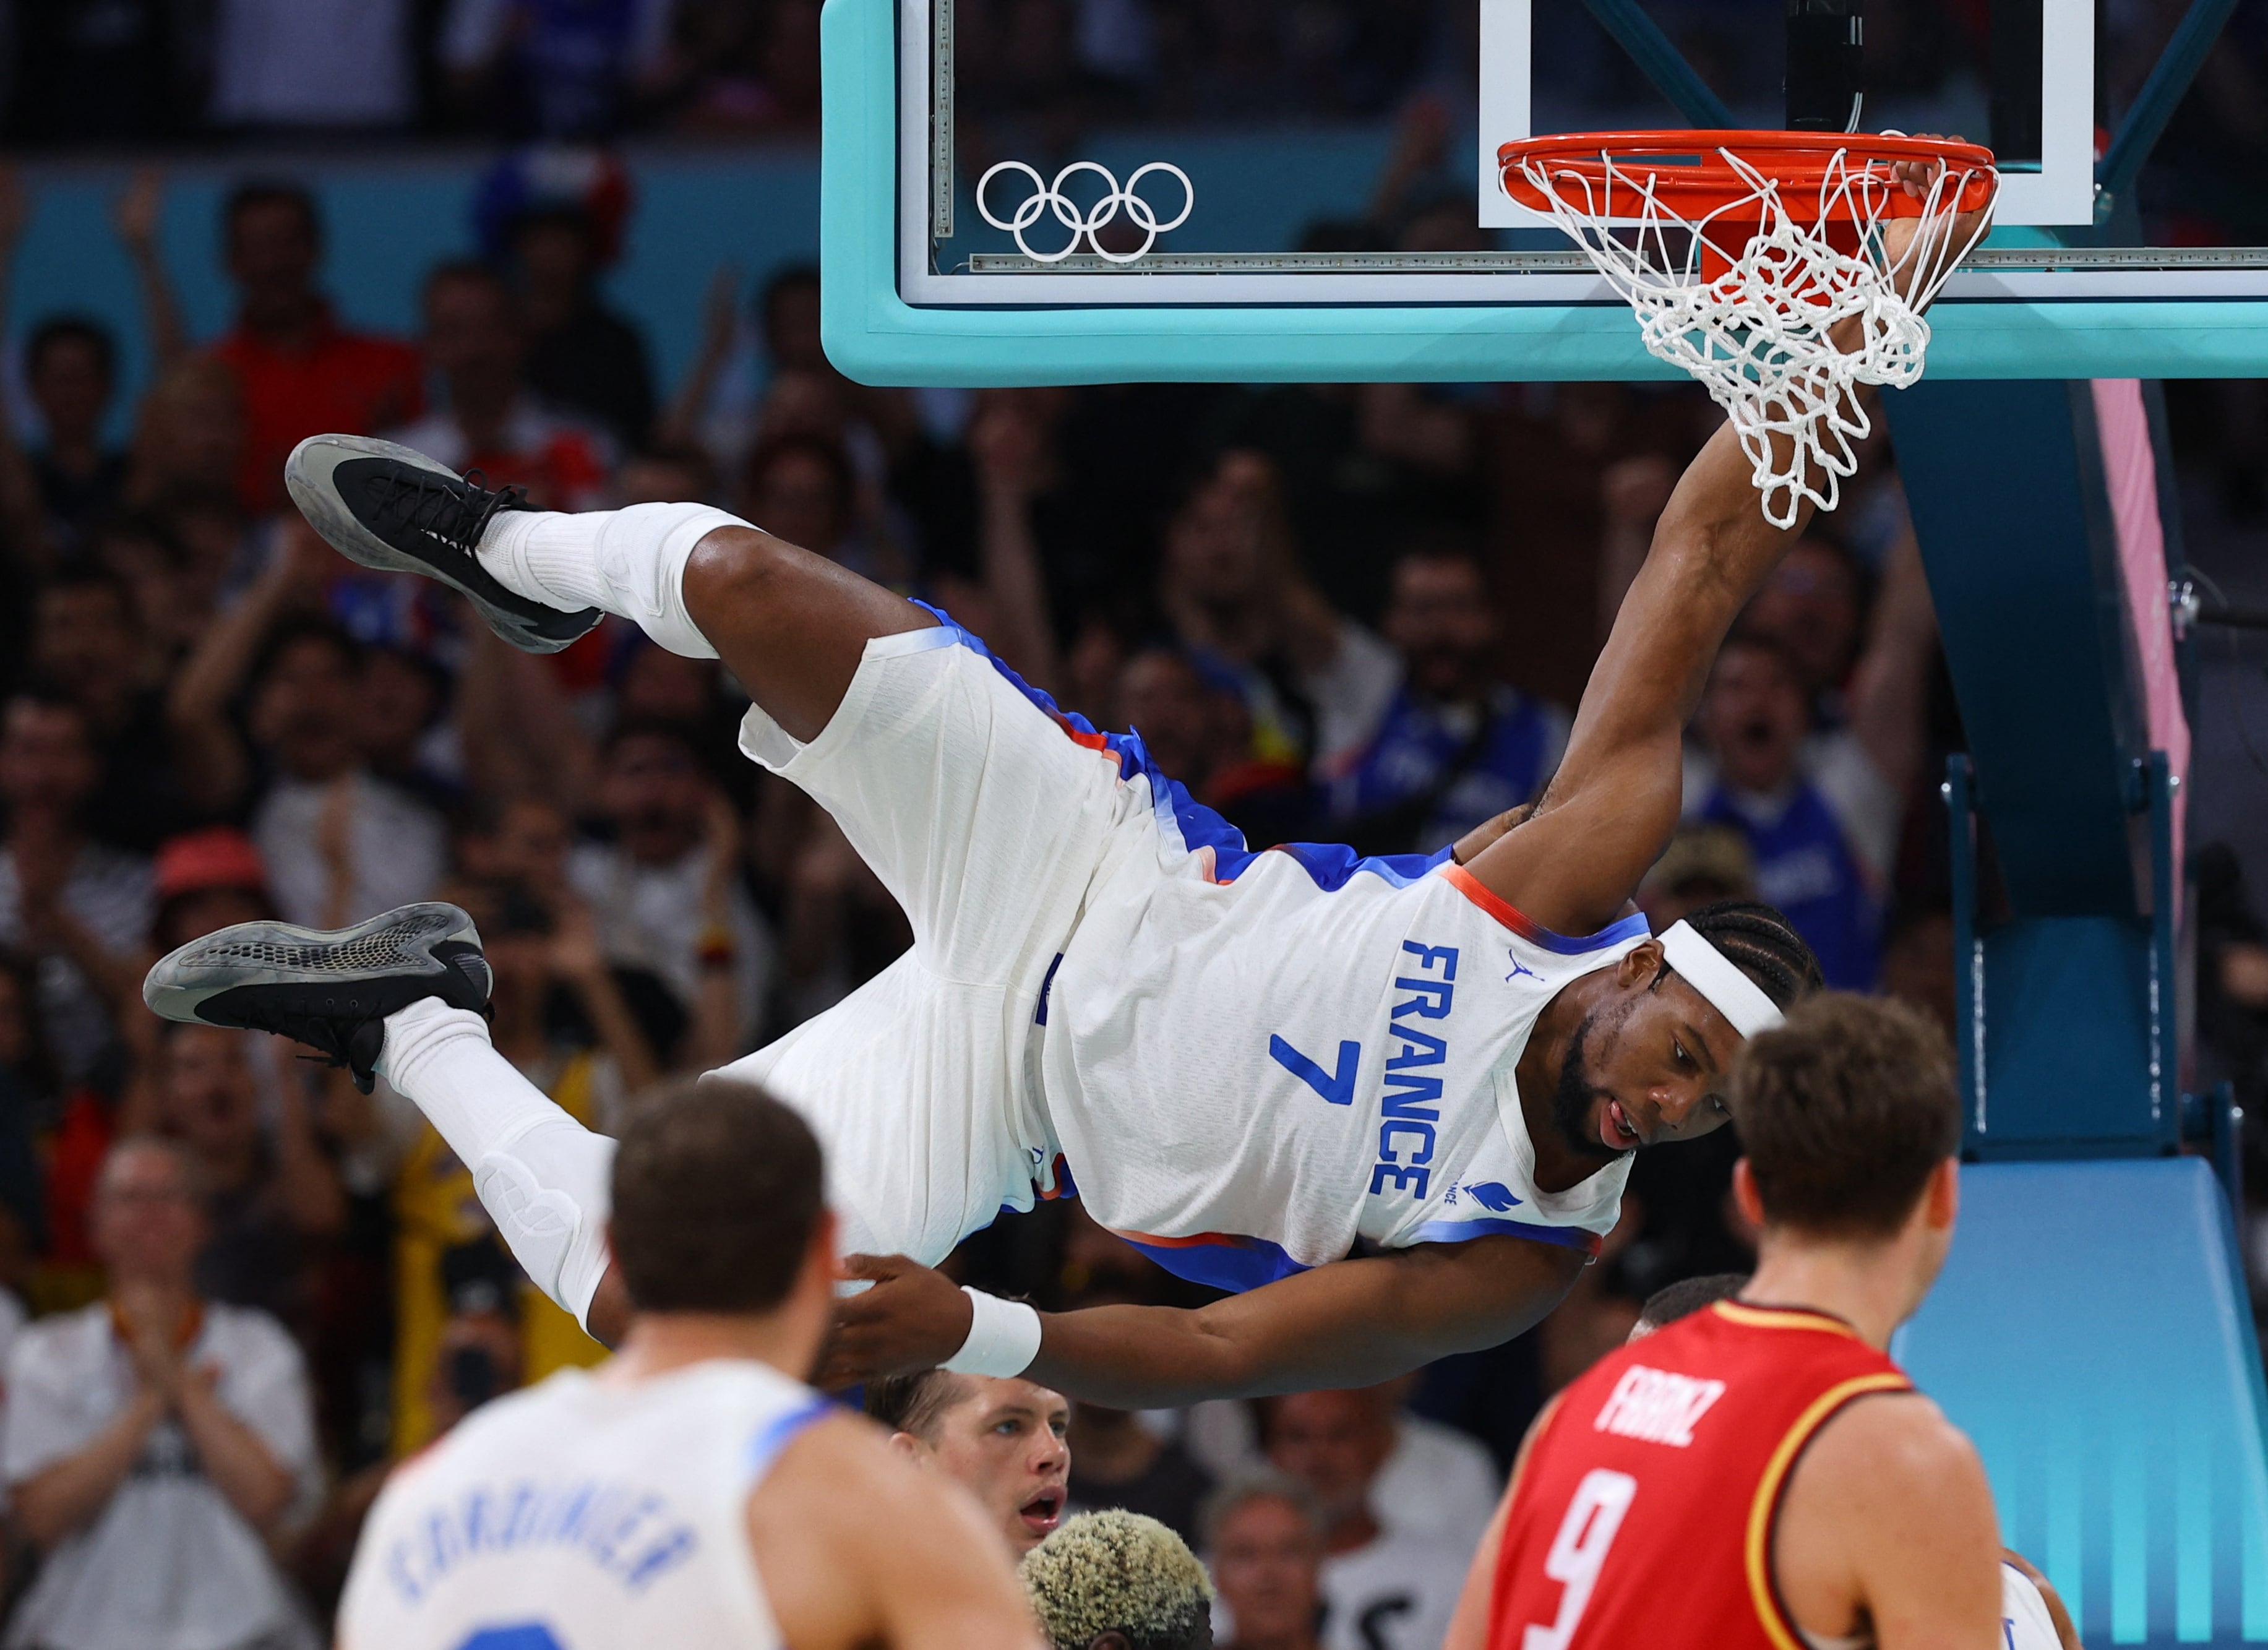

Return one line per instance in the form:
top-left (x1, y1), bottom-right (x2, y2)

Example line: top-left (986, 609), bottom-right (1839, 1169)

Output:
top-left (930, 0), bottom-right (954, 244)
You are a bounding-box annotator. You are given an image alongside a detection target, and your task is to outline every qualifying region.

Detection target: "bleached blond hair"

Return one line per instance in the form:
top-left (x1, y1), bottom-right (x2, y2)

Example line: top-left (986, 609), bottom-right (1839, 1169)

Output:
top-left (1018, 1510), bottom-right (1214, 1650)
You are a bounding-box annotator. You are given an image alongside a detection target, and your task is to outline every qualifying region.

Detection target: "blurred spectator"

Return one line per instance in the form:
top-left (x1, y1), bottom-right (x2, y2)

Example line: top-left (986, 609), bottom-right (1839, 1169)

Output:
top-left (1021, 1510), bottom-right (1215, 1650)
top-left (666, 0), bottom-right (825, 132)
top-left (1115, 647), bottom-right (1225, 789)
top-left (1684, 528), bottom-right (1936, 990)
top-left (2, 937), bottom-right (114, 1310)
top-left (0, 691), bottom-right (152, 1085)
top-left (247, 621), bottom-right (444, 927)
top-left (618, 442), bottom-right (718, 506)
top-left (569, 721), bottom-right (774, 1048)
top-left (867, 1369), bottom-right (1073, 1557)
top-left (1263, 1388), bottom-right (1475, 1650)
top-left (138, 1025), bottom-right (346, 1332)
top-left (200, 181), bottom-right (424, 516)
top-left (1365, 1375), bottom-right (1501, 1553)
top-left (766, 798), bottom-right (913, 1030)
top-left (442, 0), bottom-right (677, 138)
top-left (4, 1137), bottom-right (319, 1650)
top-left (511, 205), bottom-right (657, 450)
top-left (28, 568), bottom-right (199, 853)
top-left (208, 0), bottom-right (416, 132)
top-left (388, 261), bottom-right (612, 511)
top-left (1635, 823), bottom-right (1758, 933)
top-left (1066, 1403), bottom-right (1216, 1544)
top-left (379, 882), bottom-right (642, 1452)
top-left (355, 646), bottom-right (460, 812)
top-left (1161, 451), bottom-right (1396, 780)
top-left (122, 358), bottom-right (246, 522)
top-left (150, 828), bottom-right (275, 955)
top-left (741, 431), bottom-right (867, 569)
top-left (18, 318), bottom-right (128, 555)
top-left (1323, 544), bottom-right (1569, 856)
top-left (1205, 1473), bottom-right (1327, 1650)
top-left (1485, 385), bottom-right (1706, 708)
top-left (167, 530), bottom-right (449, 927)
top-left (1745, 537), bottom-right (1867, 717)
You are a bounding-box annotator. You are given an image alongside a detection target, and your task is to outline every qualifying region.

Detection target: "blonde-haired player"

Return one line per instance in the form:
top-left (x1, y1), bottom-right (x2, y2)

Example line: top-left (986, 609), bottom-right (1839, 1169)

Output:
top-left (1020, 1510), bottom-right (1214, 1650)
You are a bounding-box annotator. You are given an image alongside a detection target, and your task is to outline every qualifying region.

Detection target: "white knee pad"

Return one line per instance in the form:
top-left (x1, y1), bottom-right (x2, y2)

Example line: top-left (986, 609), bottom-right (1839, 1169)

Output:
top-left (593, 502), bottom-right (746, 660)
top-left (472, 1119), bottom-right (617, 1333)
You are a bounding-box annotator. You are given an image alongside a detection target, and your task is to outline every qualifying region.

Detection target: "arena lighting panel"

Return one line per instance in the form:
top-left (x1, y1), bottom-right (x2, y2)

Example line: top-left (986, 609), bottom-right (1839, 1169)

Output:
top-left (819, 0), bottom-right (2268, 384)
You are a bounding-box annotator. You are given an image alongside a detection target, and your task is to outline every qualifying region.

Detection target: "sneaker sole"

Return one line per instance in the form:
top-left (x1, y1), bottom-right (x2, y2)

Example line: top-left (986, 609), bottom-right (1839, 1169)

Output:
top-left (144, 902), bottom-right (492, 1027)
top-left (285, 434), bottom-right (599, 655)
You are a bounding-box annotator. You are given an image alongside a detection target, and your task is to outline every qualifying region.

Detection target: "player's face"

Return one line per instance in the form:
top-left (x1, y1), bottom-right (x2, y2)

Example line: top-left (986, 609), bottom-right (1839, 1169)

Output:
top-left (926, 1377), bottom-right (1072, 1555)
top-left (1560, 978), bottom-right (1740, 1159)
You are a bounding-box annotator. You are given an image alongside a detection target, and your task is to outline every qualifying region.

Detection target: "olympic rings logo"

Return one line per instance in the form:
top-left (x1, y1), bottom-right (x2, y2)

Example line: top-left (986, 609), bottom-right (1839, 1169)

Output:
top-left (976, 160), bottom-right (1195, 264)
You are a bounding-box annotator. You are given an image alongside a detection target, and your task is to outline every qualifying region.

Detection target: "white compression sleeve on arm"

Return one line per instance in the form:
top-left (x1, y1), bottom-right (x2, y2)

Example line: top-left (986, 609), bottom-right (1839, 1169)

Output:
top-left (377, 996), bottom-right (617, 1330)
top-left (480, 501), bottom-right (749, 660)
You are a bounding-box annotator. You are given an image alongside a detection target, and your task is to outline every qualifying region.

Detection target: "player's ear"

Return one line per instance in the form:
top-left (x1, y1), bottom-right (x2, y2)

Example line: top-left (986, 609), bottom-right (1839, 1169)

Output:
top-left (1730, 1156), bottom-right (1767, 1230)
top-left (1923, 1156), bottom-right (1959, 1232)
top-left (1617, 938), bottom-right (1665, 987)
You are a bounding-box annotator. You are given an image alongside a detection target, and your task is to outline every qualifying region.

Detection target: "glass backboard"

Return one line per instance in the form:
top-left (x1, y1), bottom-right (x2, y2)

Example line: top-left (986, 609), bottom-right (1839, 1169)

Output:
top-left (818, 0), bottom-right (2268, 384)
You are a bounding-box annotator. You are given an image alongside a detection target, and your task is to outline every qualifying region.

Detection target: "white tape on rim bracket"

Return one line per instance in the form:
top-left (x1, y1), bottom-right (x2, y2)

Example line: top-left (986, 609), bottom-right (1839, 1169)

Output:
top-left (1658, 920), bottom-right (1787, 1040)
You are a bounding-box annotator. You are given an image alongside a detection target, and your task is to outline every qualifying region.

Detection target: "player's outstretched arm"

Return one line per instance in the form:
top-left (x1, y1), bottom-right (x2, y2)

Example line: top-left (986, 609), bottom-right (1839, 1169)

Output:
top-left (1461, 413), bottom-right (1819, 935)
top-left (827, 1235), bottom-right (1584, 1406)
top-left (1773, 1391), bottom-right (2002, 1650)
top-left (749, 1412), bottom-right (1046, 1650)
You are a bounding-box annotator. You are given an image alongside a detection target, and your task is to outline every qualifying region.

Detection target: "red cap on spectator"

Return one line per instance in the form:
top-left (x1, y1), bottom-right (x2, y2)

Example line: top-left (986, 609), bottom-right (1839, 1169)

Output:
top-left (154, 828), bottom-right (270, 901)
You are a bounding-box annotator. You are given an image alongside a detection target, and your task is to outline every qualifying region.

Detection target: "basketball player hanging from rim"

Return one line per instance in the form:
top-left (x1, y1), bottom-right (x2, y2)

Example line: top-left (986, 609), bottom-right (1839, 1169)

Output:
top-left (146, 159), bottom-right (1994, 1404)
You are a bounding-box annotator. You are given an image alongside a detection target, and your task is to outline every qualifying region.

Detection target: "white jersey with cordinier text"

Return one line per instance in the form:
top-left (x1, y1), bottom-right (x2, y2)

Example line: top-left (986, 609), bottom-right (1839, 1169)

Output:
top-left (338, 1359), bottom-right (826, 1650)
top-left (1039, 750), bottom-right (1648, 1294)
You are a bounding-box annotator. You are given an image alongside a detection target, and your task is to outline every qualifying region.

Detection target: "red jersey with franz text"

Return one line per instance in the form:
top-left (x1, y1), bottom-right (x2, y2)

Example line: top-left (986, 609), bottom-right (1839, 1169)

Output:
top-left (1487, 1300), bottom-right (1912, 1650)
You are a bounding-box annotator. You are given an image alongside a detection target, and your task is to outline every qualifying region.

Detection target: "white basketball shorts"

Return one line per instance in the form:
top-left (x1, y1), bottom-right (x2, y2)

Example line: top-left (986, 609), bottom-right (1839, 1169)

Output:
top-left (710, 614), bottom-right (1128, 1263)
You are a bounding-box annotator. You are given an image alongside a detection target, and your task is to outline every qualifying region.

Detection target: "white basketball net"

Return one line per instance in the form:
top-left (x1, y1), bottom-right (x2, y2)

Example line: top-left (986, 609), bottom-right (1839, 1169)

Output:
top-left (1513, 143), bottom-right (1993, 528)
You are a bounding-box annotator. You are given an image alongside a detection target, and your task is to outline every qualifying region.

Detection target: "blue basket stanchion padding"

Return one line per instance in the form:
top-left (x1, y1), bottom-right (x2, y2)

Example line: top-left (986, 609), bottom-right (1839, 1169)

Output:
top-left (1894, 1159), bottom-right (2268, 1647)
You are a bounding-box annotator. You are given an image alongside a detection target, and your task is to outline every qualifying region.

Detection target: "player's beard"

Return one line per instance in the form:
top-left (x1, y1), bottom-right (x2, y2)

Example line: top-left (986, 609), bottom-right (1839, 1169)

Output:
top-left (1553, 1009), bottom-right (1633, 1166)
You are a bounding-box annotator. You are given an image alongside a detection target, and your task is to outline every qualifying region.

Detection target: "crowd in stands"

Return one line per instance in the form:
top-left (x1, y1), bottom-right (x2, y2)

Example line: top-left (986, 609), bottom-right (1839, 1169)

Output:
top-left (5, 0), bottom-right (2262, 256)
top-left (0, 114), bottom-right (2256, 1645)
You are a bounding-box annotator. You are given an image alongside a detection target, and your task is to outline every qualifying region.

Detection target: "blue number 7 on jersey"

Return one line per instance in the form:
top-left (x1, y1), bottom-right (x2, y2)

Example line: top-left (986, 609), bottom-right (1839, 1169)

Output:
top-left (1270, 1035), bottom-right (1361, 1106)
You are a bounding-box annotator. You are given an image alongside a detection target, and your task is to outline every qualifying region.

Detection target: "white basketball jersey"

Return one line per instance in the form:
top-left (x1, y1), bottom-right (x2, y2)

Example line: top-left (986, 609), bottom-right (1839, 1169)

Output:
top-left (338, 1360), bottom-right (827, 1650)
top-left (2001, 1562), bottom-right (2065, 1650)
top-left (1041, 763), bottom-right (1648, 1293)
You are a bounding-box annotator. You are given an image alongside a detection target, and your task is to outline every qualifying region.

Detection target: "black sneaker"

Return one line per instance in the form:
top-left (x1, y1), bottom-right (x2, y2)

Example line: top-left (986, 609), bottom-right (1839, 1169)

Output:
top-left (285, 434), bottom-right (603, 655)
top-left (143, 903), bottom-right (492, 1094)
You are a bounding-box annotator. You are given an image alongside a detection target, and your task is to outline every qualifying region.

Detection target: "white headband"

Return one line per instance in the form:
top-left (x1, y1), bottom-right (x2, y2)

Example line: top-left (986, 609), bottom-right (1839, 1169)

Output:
top-left (1659, 920), bottom-right (1785, 1039)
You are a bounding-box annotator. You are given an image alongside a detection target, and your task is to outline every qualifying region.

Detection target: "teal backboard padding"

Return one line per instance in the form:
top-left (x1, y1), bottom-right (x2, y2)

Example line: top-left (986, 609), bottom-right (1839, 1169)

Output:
top-left (818, 0), bottom-right (2268, 385)
top-left (1894, 1160), bottom-right (2268, 1646)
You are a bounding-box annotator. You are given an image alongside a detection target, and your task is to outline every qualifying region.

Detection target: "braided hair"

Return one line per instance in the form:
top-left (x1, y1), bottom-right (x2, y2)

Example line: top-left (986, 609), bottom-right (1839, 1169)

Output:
top-left (1673, 898), bottom-right (1824, 1010)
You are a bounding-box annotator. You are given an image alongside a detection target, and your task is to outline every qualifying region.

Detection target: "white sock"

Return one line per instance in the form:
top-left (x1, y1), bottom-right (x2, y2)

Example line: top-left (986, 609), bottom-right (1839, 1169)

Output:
top-left (378, 997), bottom-right (617, 1331)
top-left (479, 502), bottom-right (749, 660)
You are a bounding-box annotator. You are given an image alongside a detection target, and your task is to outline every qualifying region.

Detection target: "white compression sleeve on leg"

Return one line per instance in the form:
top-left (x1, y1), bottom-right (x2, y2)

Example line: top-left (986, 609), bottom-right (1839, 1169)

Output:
top-left (377, 997), bottom-right (617, 1330)
top-left (479, 502), bottom-right (748, 660)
